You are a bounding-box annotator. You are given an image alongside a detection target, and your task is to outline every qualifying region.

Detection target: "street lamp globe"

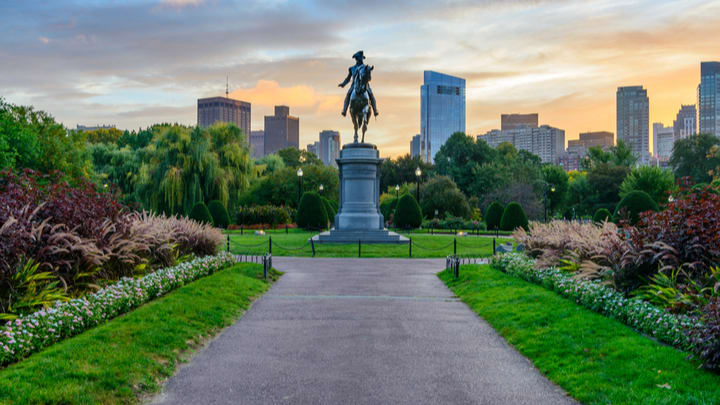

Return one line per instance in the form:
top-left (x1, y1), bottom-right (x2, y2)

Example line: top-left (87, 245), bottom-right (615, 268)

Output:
top-left (297, 168), bottom-right (303, 177)
top-left (395, 184), bottom-right (399, 191)
top-left (415, 167), bottom-right (421, 177)
top-left (319, 184), bottom-right (324, 192)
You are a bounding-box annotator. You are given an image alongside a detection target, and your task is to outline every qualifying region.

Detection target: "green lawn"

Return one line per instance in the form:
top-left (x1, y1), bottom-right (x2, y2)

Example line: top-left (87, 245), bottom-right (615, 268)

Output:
top-left (0, 263), bottom-right (279, 404)
top-left (226, 230), bottom-right (510, 258)
top-left (439, 264), bottom-right (720, 405)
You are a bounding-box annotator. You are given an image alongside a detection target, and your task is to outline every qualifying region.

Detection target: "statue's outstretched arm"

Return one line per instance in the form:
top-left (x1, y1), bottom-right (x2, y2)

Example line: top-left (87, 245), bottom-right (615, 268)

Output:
top-left (338, 68), bottom-right (352, 87)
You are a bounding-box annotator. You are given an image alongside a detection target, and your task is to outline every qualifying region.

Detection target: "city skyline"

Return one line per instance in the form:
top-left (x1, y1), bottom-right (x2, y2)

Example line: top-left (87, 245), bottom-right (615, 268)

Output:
top-left (2, 0), bottom-right (720, 157)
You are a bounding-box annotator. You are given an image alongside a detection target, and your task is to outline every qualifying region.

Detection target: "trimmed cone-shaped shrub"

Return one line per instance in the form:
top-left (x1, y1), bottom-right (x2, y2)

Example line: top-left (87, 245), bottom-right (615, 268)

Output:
top-left (593, 208), bottom-right (611, 223)
top-left (189, 202), bottom-right (213, 225)
top-left (207, 200), bottom-right (230, 229)
top-left (500, 202), bottom-right (528, 231)
top-left (485, 201), bottom-right (504, 230)
top-left (613, 190), bottom-right (659, 225)
top-left (296, 192), bottom-right (328, 230)
top-left (394, 194), bottom-right (423, 229)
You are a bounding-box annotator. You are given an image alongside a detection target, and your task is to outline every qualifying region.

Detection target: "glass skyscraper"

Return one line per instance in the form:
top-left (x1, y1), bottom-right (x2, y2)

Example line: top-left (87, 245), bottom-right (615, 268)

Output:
top-left (420, 71), bottom-right (465, 163)
top-left (698, 62), bottom-right (720, 137)
top-left (616, 86), bottom-right (650, 165)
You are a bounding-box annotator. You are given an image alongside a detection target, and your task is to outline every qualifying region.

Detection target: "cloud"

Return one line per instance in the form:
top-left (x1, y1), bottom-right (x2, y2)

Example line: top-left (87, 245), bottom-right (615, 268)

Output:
top-left (159, 0), bottom-right (204, 8)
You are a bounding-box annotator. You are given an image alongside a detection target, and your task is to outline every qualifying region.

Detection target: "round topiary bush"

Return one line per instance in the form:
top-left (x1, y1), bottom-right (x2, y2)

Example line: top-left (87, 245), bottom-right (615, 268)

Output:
top-left (593, 208), bottom-right (611, 223)
top-left (189, 202), bottom-right (213, 225)
top-left (485, 201), bottom-right (504, 231)
top-left (499, 202), bottom-right (528, 231)
top-left (296, 192), bottom-right (328, 230)
top-left (207, 200), bottom-right (230, 229)
top-left (394, 194), bottom-right (423, 229)
top-left (613, 190), bottom-right (659, 225)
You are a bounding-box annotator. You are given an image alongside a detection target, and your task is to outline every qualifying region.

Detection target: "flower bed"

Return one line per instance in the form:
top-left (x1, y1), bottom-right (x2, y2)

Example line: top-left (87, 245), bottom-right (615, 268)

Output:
top-left (490, 253), bottom-right (699, 350)
top-left (0, 252), bottom-right (239, 366)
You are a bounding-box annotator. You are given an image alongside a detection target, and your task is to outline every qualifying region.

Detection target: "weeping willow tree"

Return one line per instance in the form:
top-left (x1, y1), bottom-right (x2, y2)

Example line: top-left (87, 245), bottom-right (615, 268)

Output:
top-left (134, 123), bottom-right (252, 216)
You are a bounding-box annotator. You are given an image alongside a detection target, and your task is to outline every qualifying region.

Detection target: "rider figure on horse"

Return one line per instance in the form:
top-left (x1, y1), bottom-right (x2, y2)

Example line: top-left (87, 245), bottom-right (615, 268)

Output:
top-left (339, 50), bottom-right (378, 117)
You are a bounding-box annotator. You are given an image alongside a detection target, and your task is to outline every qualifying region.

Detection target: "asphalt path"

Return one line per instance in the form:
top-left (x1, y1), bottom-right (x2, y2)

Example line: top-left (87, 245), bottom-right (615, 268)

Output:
top-left (151, 257), bottom-right (575, 405)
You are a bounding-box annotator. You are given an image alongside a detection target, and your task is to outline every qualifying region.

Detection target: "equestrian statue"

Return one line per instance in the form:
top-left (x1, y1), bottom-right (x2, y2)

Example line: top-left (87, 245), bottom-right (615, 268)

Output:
top-left (339, 50), bottom-right (378, 143)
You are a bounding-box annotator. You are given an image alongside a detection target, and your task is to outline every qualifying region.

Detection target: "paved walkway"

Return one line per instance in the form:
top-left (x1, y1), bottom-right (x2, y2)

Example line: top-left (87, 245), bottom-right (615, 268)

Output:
top-left (152, 258), bottom-right (575, 405)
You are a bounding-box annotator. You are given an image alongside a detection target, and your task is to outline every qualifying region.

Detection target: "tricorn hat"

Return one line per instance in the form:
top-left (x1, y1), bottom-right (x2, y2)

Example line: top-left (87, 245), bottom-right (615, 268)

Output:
top-left (352, 50), bottom-right (365, 60)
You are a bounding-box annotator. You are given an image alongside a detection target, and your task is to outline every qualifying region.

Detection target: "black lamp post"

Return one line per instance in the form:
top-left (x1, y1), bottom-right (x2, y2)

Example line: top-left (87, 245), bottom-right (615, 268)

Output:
top-left (415, 167), bottom-right (422, 202)
top-left (297, 167), bottom-right (303, 202)
top-left (319, 183), bottom-right (324, 194)
top-left (543, 183), bottom-right (555, 223)
top-left (395, 184), bottom-right (399, 201)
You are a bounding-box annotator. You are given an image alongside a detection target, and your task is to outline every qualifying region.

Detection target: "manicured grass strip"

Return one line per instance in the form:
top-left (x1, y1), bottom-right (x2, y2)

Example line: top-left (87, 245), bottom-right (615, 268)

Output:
top-left (0, 263), bottom-right (277, 404)
top-left (228, 230), bottom-right (510, 258)
top-left (439, 264), bottom-right (720, 405)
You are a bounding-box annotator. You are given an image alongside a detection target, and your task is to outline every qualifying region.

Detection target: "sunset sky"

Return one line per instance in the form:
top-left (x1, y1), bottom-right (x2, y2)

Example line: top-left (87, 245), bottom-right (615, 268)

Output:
top-left (2, 0), bottom-right (720, 157)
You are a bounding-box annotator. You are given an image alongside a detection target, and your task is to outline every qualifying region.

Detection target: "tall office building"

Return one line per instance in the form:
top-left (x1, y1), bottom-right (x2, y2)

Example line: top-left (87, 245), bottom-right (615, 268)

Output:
top-left (558, 131), bottom-right (614, 172)
top-left (698, 62), bottom-right (720, 137)
top-left (249, 130), bottom-right (265, 159)
top-left (478, 123), bottom-right (564, 164)
top-left (617, 86), bottom-right (650, 165)
top-left (197, 96), bottom-right (251, 136)
top-left (501, 113), bottom-right (538, 130)
top-left (420, 71), bottom-right (466, 163)
top-left (410, 134), bottom-right (423, 158)
top-left (653, 123), bottom-right (674, 163)
top-left (673, 104), bottom-right (697, 140)
top-left (264, 106), bottom-right (299, 155)
top-left (318, 130), bottom-right (341, 167)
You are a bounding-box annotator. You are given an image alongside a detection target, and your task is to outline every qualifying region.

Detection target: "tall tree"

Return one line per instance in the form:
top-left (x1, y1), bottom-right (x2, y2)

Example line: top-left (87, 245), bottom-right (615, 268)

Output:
top-left (541, 164), bottom-right (569, 214)
top-left (434, 132), bottom-right (496, 195)
top-left (379, 154), bottom-right (433, 192)
top-left (670, 133), bottom-right (720, 184)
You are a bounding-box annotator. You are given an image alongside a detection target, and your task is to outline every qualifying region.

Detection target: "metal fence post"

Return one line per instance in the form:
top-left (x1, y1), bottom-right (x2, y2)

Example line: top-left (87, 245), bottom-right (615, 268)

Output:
top-left (454, 238), bottom-right (457, 255)
top-left (241, 225), bottom-right (243, 235)
top-left (454, 256), bottom-right (459, 278)
top-left (409, 237), bottom-right (412, 258)
top-left (493, 238), bottom-right (496, 255)
top-left (358, 239), bottom-right (361, 258)
top-left (226, 234), bottom-right (230, 252)
top-left (269, 236), bottom-right (272, 255)
top-left (285, 224), bottom-right (288, 234)
top-left (311, 239), bottom-right (316, 257)
top-left (263, 254), bottom-right (268, 279)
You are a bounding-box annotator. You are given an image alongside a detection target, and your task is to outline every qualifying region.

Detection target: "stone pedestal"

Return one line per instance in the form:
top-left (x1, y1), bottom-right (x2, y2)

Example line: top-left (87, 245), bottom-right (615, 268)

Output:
top-left (312, 143), bottom-right (408, 244)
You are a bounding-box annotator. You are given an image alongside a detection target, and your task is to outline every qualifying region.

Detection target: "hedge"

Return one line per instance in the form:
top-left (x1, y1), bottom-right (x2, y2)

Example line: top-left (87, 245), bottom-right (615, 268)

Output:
top-left (485, 202), bottom-right (504, 231)
top-left (208, 200), bottom-right (230, 229)
top-left (296, 192), bottom-right (328, 230)
top-left (189, 202), bottom-right (213, 225)
top-left (613, 190), bottom-right (658, 225)
top-left (499, 202), bottom-right (528, 231)
top-left (394, 194), bottom-right (422, 229)
top-left (235, 205), bottom-right (293, 227)
top-left (593, 208), bottom-right (611, 223)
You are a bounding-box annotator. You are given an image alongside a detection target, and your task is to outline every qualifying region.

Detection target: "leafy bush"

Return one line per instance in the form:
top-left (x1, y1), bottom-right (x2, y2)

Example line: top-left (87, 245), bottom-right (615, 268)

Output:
top-left (0, 258), bottom-right (69, 321)
top-left (380, 197), bottom-right (398, 219)
top-left (619, 165), bottom-right (674, 204)
top-left (485, 202), bottom-right (504, 231)
top-left (321, 197), bottom-right (337, 224)
top-left (394, 194), bottom-right (422, 229)
top-left (235, 205), bottom-right (293, 227)
top-left (689, 297), bottom-right (720, 370)
top-left (0, 253), bottom-right (238, 366)
top-left (593, 208), bottom-right (611, 223)
top-left (189, 202), bottom-right (213, 225)
top-left (296, 192), bottom-right (328, 230)
top-left (613, 190), bottom-right (658, 225)
top-left (419, 175), bottom-right (471, 219)
top-left (620, 182), bottom-right (720, 289)
top-left (500, 202), bottom-right (528, 231)
top-left (207, 200), bottom-right (230, 229)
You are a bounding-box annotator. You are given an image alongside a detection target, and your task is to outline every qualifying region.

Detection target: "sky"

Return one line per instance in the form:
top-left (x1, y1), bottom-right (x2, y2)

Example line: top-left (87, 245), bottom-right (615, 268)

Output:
top-left (2, 0), bottom-right (720, 157)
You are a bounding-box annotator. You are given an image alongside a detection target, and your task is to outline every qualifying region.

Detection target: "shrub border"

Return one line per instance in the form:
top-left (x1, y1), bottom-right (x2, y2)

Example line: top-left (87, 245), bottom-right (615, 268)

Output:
top-left (490, 253), bottom-right (700, 350)
top-left (1, 252), bottom-right (239, 366)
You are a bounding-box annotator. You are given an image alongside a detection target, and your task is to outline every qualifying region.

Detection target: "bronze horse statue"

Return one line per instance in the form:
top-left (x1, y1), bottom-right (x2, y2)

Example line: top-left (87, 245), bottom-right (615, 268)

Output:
top-left (349, 64), bottom-right (373, 143)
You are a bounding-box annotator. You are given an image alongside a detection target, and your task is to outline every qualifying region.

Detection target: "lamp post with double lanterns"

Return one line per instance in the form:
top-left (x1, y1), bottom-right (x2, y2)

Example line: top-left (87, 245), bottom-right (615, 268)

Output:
top-left (297, 167), bottom-right (304, 203)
